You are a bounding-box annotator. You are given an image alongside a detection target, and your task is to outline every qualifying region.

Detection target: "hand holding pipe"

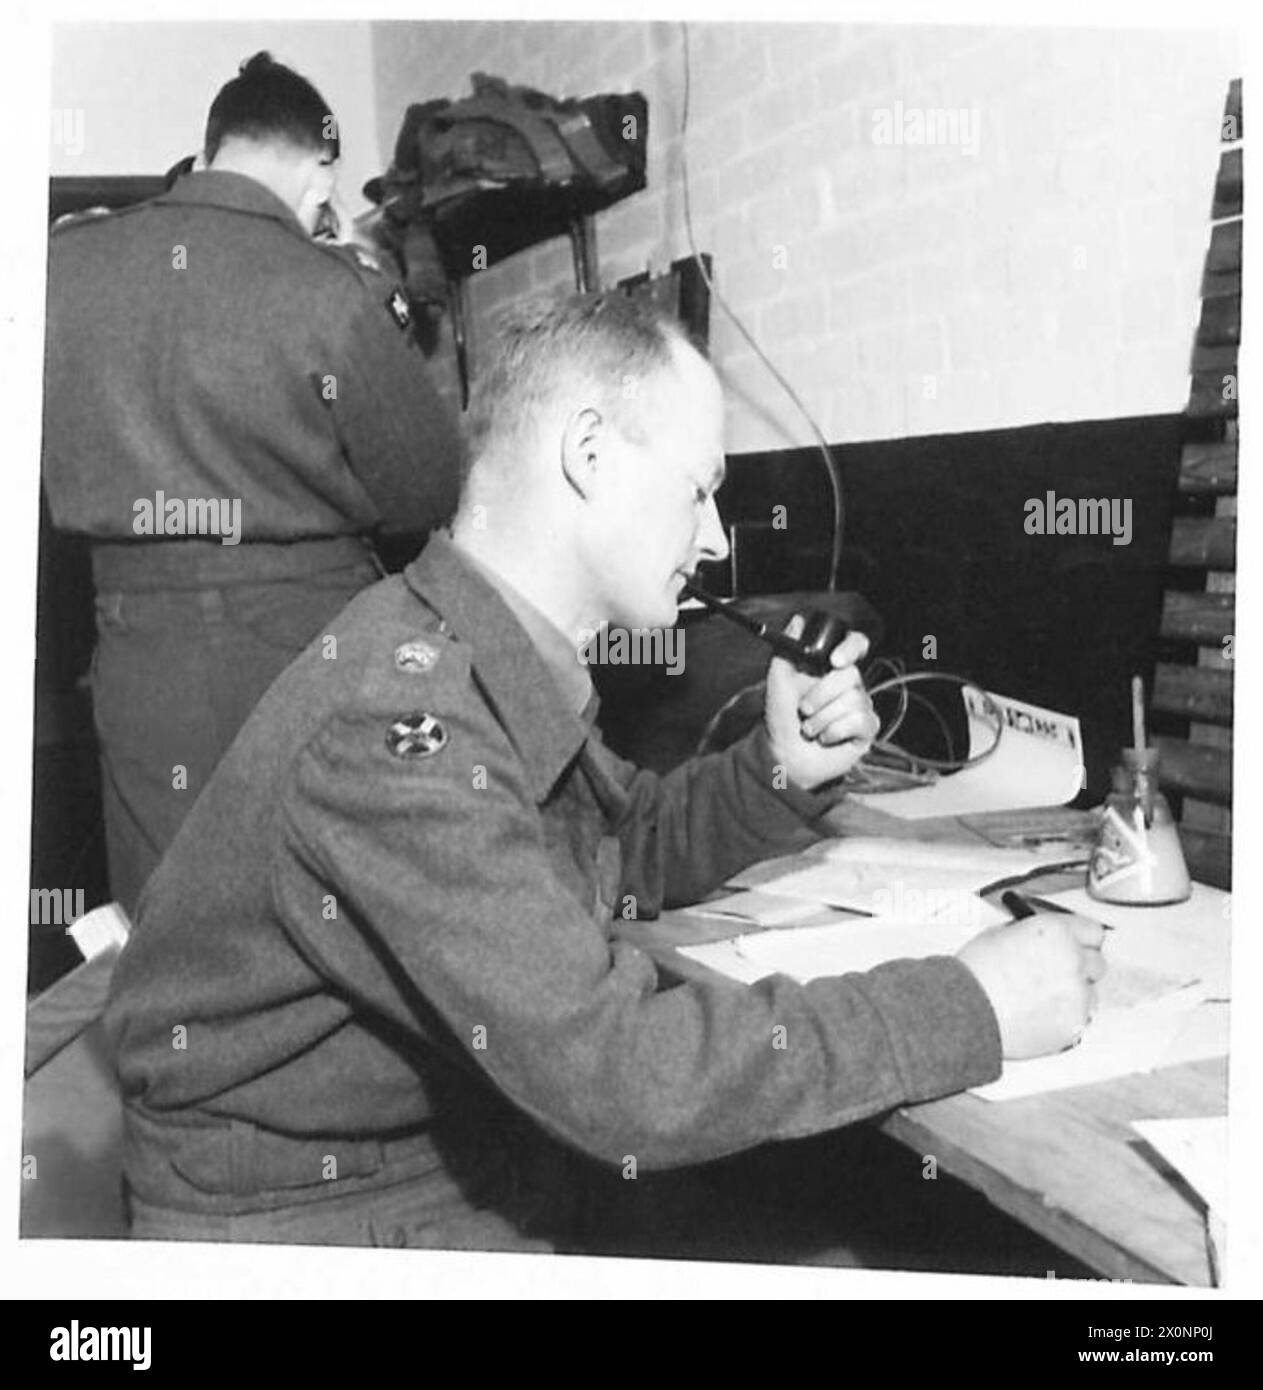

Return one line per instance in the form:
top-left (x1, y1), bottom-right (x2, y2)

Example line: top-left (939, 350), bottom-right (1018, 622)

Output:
top-left (682, 579), bottom-right (851, 677)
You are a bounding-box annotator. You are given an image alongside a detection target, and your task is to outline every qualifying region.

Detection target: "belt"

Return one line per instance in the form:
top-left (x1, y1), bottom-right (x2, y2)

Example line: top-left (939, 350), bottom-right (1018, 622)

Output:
top-left (91, 535), bottom-right (382, 591)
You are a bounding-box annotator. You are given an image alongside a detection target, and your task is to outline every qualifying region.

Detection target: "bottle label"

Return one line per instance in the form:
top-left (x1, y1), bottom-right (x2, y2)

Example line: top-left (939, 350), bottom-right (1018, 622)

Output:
top-left (1089, 804), bottom-right (1156, 895)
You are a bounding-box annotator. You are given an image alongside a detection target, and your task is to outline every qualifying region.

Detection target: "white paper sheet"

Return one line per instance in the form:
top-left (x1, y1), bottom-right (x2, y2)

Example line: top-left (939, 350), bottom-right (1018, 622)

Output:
top-left (677, 879), bottom-right (1229, 1102)
top-left (681, 915), bottom-right (1193, 1016)
top-left (679, 916), bottom-right (986, 984)
top-left (861, 688), bottom-right (1084, 820)
top-left (1041, 884), bottom-right (1231, 1001)
top-left (1131, 1117), bottom-right (1228, 1218)
top-left (970, 993), bottom-right (1229, 1101)
top-left (726, 835), bottom-right (1076, 927)
top-left (682, 889), bottom-right (828, 928)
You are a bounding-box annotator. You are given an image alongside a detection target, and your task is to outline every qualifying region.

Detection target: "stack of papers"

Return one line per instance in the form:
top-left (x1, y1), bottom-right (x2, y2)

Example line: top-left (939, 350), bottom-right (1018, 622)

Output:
top-left (678, 872), bottom-right (1230, 1102)
top-left (725, 836), bottom-right (1083, 927)
top-left (1042, 885), bottom-right (1230, 1001)
top-left (970, 883), bottom-right (1230, 1100)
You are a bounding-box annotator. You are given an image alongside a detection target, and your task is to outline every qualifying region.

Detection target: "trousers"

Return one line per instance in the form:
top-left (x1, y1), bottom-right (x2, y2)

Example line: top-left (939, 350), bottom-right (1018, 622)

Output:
top-left (88, 537), bottom-right (381, 911)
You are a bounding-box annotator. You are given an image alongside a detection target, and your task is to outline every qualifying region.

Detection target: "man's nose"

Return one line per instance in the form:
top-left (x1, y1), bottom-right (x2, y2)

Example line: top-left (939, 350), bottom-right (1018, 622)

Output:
top-left (697, 495), bottom-right (730, 565)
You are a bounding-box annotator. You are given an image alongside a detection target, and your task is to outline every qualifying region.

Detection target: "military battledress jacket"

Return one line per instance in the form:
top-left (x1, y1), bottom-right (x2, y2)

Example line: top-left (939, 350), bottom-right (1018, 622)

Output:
top-left (42, 169), bottom-right (465, 912)
top-left (43, 169), bottom-right (461, 541)
top-left (105, 535), bottom-right (1002, 1218)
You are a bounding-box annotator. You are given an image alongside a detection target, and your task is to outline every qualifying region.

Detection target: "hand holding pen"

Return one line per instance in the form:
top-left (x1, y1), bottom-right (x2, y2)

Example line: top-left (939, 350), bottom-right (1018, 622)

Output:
top-left (1001, 889), bottom-right (1113, 929)
top-left (957, 891), bottom-right (1108, 1059)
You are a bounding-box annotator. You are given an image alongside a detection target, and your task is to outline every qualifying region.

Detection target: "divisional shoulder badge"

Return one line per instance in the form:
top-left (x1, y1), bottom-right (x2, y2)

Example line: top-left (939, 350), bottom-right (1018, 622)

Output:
top-left (386, 713), bottom-right (447, 759)
top-left (386, 288), bottom-right (412, 331)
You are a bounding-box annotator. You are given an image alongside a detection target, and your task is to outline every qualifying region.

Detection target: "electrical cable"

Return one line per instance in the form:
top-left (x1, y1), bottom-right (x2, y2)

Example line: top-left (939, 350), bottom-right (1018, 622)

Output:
top-left (678, 21), bottom-right (847, 590)
top-left (676, 29), bottom-right (1004, 790)
top-left (860, 669), bottom-right (1002, 777)
top-left (695, 655), bottom-right (1004, 794)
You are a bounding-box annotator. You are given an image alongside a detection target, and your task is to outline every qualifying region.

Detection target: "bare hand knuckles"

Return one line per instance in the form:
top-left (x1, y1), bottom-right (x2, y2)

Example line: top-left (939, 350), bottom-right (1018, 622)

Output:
top-left (817, 714), bottom-right (867, 747)
top-left (798, 666), bottom-right (862, 718)
top-left (806, 693), bottom-right (873, 743)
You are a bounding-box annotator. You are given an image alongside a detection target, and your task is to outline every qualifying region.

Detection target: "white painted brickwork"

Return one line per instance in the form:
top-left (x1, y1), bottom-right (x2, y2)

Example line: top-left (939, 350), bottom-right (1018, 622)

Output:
top-left (372, 21), bottom-right (1240, 447)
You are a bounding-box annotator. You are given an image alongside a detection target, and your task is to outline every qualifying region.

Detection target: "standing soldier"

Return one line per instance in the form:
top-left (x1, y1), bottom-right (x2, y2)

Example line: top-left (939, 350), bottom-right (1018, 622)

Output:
top-left (42, 52), bottom-right (463, 911)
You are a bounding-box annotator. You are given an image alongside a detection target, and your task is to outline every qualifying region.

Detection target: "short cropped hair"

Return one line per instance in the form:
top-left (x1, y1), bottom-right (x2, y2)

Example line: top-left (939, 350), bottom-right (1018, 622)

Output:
top-left (464, 292), bottom-right (700, 471)
top-left (205, 52), bottom-right (339, 163)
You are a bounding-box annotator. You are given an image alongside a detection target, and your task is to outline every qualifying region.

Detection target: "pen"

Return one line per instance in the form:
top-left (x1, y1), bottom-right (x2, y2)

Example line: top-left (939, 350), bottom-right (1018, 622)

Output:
top-left (1000, 889), bottom-right (1113, 929)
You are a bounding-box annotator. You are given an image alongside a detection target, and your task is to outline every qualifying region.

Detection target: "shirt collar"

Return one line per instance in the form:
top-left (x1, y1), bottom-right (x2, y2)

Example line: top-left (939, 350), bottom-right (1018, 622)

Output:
top-left (455, 547), bottom-right (594, 720)
top-left (401, 534), bottom-right (594, 801)
top-left (155, 170), bottom-right (304, 233)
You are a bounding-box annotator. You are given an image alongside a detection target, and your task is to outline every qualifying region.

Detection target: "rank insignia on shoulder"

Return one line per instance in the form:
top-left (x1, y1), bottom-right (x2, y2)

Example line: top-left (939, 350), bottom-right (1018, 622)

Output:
top-left (394, 638), bottom-right (441, 673)
top-left (386, 289), bottom-right (412, 331)
top-left (386, 713), bottom-right (447, 759)
top-left (352, 245), bottom-right (381, 273)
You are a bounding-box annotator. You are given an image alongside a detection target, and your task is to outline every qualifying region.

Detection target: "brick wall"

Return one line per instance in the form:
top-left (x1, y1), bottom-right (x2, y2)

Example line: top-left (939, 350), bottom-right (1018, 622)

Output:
top-left (371, 21), bottom-right (1241, 448)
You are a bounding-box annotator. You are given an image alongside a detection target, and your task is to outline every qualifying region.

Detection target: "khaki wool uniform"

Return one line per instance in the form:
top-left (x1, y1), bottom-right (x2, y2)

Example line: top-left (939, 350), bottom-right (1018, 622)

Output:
top-left (105, 534), bottom-right (1002, 1250)
top-left (42, 170), bottom-right (463, 910)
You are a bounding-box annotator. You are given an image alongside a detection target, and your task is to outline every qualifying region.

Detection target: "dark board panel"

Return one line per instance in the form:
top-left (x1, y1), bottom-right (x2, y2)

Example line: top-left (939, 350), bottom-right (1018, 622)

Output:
top-left (598, 415), bottom-right (1186, 800)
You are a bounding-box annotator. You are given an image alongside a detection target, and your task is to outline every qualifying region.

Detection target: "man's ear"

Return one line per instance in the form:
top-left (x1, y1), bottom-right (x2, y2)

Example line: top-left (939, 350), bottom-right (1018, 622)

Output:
top-left (294, 151), bottom-right (337, 229)
top-left (559, 407), bottom-right (605, 499)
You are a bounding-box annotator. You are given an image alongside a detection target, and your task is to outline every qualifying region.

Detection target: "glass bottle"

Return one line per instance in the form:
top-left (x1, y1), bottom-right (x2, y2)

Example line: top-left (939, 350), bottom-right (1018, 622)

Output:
top-left (1087, 748), bottom-right (1192, 905)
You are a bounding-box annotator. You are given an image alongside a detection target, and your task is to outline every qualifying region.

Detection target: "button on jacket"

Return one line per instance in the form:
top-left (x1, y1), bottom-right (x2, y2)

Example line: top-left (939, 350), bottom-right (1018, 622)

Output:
top-left (42, 169), bottom-right (462, 541)
top-left (105, 534), bottom-right (1002, 1223)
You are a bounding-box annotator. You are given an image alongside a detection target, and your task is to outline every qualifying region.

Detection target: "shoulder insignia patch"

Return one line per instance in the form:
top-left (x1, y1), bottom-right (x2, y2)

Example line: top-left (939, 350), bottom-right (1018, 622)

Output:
top-left (394, 638), bottom-right (441, 673)
top-left (386, 713), bottom-right (447, 760)
top-left (386, 288), bottom-right (412, 331)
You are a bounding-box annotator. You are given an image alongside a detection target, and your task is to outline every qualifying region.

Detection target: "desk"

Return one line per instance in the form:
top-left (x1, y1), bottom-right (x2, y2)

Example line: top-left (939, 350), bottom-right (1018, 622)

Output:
top-left (618, 804), bottom-right (1228, 1286)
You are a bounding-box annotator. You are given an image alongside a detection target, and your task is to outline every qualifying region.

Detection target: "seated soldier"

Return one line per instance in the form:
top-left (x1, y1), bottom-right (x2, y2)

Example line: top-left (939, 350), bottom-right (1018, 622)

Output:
top-left (104, 292), bottom-right (1104, 1251)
